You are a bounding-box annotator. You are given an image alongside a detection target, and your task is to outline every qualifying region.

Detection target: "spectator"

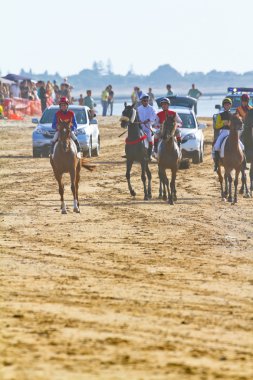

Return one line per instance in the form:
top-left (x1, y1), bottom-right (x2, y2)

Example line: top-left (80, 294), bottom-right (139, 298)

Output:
top-left (166, 84), bottom-right (173, 96)
top-left (20, 80), bottom-right (29, 99)
top-left (78, 94), bottom-right (84, 105)
top-left (84, 90), bottom-right (96, 110)
top-left (188, 84), bottom-right (202, 114)
top-left (148, 87), bottom-right (155, 106)
top-left (37, 81), bottom-right (47, 112)
top-left (10, 80), bottom-right (20, 98)
top-left (0, 99), bottom-right (4, 119)
top-left (101, 86), bottom-right (109, 116)
top-left (107, 85), bottom-right (114, 116)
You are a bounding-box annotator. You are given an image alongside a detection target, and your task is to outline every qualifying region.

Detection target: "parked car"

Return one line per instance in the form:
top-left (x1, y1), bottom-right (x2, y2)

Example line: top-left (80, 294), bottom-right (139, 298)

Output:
top-left (156, 96), bottom-right (206, 164)
top-left (32, 105), bottom-right (100, 157)
top-left (213, 87), bottom-right (253, 128)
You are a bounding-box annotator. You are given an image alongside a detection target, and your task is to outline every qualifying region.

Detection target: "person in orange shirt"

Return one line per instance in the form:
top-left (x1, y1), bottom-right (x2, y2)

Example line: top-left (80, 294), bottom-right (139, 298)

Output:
top-left (236, 94), bottom-right (252, 121)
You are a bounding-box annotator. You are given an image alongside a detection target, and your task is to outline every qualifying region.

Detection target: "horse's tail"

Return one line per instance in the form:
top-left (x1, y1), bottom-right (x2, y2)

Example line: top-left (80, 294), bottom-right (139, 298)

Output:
top-left (81, 158), bottom-right (96, 172)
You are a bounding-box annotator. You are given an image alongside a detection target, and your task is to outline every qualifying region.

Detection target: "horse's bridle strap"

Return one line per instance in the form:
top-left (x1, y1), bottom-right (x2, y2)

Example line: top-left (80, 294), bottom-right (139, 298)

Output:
top-left (125, 135), bottom-right (147, 145)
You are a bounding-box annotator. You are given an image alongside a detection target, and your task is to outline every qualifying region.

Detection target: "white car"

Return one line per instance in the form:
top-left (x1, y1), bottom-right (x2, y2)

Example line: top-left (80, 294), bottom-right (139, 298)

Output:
top-left (32, 105), bottom-right (100, 157)
top-left (171, 106), bottom-right (206, 164)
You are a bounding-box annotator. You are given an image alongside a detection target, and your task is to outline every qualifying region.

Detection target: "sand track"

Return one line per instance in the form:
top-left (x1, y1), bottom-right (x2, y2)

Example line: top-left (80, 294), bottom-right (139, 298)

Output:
top-left (0, 116), bottom-right (252, 380)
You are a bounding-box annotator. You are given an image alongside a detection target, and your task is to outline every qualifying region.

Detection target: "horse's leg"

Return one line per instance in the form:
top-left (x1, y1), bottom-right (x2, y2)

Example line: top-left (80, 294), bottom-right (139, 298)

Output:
top-left (75, 161), bottom-right (81, 209)
top-left (158, 166), bottom-right (167, 200)
top-left (56, 173), bottom-right (67, 214)
top-left (217, 166), bottom-right (225, 200)
top-left (232, 169), bottom-right (240, 204)
top-left (158, 166), bottom-right (162, 199)
top-left (126, 160), bottom-right (136, 197)
top-left (227, 173), bottom-right (233, 203)
top-left (141, 161), bottom-right (148, 201)
top-left (250, 163), bottom-right (253, 197)
top-left (70, 169), bottom-right (80, 213)
top-left (145, 162), bottom-right (152, 199)
top-left (241, 169), bottom-right (250, 198)
top-left (170, 168), bottom-right (177, 202)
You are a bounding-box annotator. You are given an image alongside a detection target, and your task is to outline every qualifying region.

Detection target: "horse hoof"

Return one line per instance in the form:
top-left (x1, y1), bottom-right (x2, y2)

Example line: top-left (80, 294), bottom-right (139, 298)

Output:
top-left (243, 193), bottom-right (251, 198)
top-left (158, 194), bottom-right (162, 199)
top-left (222, 198), bottom-right (227, 202)
top-left (173, 195), bottom-right (177, 202)
top-left (73, 208), bottom-right (80, 213)
top-left (148, 194), bottom-right (152, 199)
top-left (239, 188), bottom-right (244, 194)
top-left (163, 196), bottom-right (167, 201)
top-left (144, 196), bottom-right (149, 201)
top-left (130, 190), bottom-right (136, 197)
top-left (168, 200), bottom-right (174, 205)
top-left (61, 209), bottom-right (67, 214)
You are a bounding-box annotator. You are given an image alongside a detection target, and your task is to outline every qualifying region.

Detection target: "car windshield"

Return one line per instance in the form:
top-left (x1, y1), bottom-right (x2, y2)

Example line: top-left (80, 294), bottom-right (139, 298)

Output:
top-left (178, 113), bottom-right (196, 129)
top-left (40, 108), bottom-right (87, 125)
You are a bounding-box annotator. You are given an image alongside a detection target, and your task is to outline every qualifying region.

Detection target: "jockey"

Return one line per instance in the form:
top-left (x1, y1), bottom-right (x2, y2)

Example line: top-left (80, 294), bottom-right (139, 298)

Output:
top-left (236, 93), bottom-right (252, 121)
top-left (213, 97), bottom-right (232, 171)
top-left (213, 97), bottom-right (245, 172)
top-left (137, 93), bottom-right (157, 161)
top-left (51, 97), bottom-right (81, 155)
top-left (154, 97), bottom-right (182, 156)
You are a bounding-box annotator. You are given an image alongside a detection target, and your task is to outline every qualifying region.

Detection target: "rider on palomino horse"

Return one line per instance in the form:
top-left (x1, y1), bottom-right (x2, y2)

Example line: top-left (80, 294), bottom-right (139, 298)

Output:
top-left (51, 97), bottom-right (81, 155)
top-left (154, 97), bottom-right (182, 158)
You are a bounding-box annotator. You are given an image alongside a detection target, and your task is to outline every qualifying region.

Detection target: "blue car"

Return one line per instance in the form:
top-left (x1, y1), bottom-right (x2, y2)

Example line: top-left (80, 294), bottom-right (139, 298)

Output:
top-left (32, 105), bottom-right (100, 157)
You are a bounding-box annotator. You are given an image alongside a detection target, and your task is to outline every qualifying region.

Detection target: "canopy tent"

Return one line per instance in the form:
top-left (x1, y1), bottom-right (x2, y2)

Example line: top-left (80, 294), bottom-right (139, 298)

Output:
top-left (2, 73), bottom-right (31, 82)
top-left (0, 77), bottom-right (15, 84)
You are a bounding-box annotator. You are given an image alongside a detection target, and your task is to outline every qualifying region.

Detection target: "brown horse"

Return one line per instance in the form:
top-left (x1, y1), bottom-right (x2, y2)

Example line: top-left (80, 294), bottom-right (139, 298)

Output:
top-left (217, 114), bottom-right (245, 204)
top-left (157, 113), bottom-right (181, 204)
top-left (243, 109), bottom-right (253, 197)
top-left (50, 120), bottom-right (95, 214)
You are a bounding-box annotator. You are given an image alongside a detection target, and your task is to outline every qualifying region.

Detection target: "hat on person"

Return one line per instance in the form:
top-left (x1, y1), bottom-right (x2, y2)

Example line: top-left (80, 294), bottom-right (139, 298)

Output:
top-left (160, 97), bottom-right (170, 105)
top-left (140, 93), bottom-right (149, 100)
top-left (241, 93), bottom-right (250, 102)
top-left (222, 97), bottom-right (232, 105)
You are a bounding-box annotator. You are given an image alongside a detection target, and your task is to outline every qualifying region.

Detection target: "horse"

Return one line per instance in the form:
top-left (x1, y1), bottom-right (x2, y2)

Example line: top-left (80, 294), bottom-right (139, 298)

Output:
top-left (120, 104), bottom-right (152, 200)
top-left (242, 109), bottom-right (253, 196)
top-left (50, 120), bottom-right (95, 214)
top-left (216, 114), bottom-right (245, 204)
top-left (157, 113), bottom-right (181, 204)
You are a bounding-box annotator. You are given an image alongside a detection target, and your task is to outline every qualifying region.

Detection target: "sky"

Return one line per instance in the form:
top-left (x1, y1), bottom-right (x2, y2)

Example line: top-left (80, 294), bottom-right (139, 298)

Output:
top-left (1, 0), bottom-right (253, 77)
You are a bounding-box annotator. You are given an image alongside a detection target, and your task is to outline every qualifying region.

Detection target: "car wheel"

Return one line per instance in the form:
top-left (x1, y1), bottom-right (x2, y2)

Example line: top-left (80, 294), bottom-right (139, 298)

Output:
top-left (192, 150), bottom-right (200, 164)
top-left (84, 137), bottom-right (92, 158)
top-left (33, 148), bottom-right (41, 158)
top-left (92, 136), bottom-right (100, 157)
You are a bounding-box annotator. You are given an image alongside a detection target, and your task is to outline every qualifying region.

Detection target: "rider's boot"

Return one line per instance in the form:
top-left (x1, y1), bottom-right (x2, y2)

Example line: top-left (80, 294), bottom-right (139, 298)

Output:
top-left (177, 140), bottom-right (181, 149)
top-left (214, 150), bottom-right (220, 172)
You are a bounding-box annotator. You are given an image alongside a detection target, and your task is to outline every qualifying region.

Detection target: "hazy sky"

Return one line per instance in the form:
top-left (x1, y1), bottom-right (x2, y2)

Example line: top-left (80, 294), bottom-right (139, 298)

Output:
top-left (1, 0), bottom-right (253, 77)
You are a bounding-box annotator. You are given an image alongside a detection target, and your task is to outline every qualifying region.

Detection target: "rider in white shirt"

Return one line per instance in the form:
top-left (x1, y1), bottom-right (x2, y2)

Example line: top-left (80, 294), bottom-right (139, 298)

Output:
top-left (137, 93), bottom-right (157, 161)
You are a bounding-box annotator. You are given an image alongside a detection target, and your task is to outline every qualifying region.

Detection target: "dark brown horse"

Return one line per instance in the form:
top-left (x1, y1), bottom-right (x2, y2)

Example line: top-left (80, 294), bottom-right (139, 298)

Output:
top-left (120, 104), bottom-right (152, 200)
top-left (243, 109), bottom-right (253, 197)
top-left (50, 120), bottom-right (95, 214)
top-left (217, 114), bottom-right (245, 204)
top-left (157, 113), bottom-right (181, 204)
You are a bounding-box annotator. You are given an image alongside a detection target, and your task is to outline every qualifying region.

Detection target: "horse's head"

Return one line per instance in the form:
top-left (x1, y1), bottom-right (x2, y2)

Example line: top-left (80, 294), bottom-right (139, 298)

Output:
top-left (161, 113), bottom-right (176, 141)
top-left (120, 104), bottom-right (137, 129)
top-left (230, 113), bottom-right (243, 131)
top-left (58, 120), bottom-right (72, 151)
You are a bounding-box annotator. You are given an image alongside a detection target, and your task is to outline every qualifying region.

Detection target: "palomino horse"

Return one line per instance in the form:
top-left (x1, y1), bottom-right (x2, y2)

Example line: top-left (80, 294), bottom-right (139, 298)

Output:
top-left (120, 104), bottom-right (152, 200)
top-left (217, 114), bottom-right (245, 204)
top-left (50, 120), bottom-right (95, 214)
top-left (243, 109), bottom-right (253, 196)
top-left (158, 113), bottom-right (181, 204)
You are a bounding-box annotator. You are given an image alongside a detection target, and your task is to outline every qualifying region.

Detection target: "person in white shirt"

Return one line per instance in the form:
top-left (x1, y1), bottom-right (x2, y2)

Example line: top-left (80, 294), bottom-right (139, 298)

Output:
top-left (10, 81), bottom-right (20, 98)
top-left (137, 93), bottom-right (157, 161)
